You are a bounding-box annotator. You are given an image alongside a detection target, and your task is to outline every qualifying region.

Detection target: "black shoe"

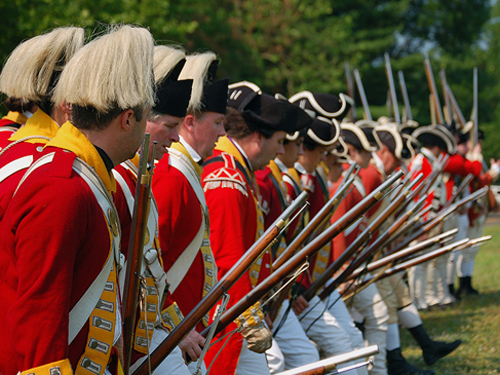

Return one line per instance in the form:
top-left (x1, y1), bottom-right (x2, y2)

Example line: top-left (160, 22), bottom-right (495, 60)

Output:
top-left (466, 276), bottom-right (479, 295)
top-left (422, 339), bottom-right (462, 365)
top-left (408, 324), bottom-right (462, 365)
top-left (387, 348), bottom-right (435, 375)
top-left (449, 283), bottom-right (461, 301)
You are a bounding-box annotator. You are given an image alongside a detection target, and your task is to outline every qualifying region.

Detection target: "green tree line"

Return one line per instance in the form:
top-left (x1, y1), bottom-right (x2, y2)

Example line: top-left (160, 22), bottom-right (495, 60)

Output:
top-left (1, 0), bottom-right (500, 160)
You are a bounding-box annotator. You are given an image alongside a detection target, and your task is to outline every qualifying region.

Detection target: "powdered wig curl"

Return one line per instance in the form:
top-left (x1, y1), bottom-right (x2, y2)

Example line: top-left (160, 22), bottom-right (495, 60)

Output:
top-left (154, 45), bottom-right (186, 84)
top-left (178, 51), bottom-right (216, 113)
top-left (0, 27), bottom-right (85, 111)
top-left (53, 25), bottom-right (155, 119)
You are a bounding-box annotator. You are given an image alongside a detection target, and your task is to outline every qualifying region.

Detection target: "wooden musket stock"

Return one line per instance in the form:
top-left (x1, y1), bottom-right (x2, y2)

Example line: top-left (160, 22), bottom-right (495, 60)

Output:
top-left (207, 171), bottom-right (403, 338)
top-left (132, 191), bottom-right (309, 375)
top-left (123, 134), bottom-right (153, 374)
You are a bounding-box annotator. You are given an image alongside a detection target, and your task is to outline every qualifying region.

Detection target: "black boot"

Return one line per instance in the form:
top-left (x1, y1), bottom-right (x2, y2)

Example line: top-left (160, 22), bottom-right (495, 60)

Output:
top-left (456, 277), bottom-right (468, 298)
top-left (408, 324), bottom-right (462, 365)
top-left (387, 347), bottom-right (435, 375)
top-left (465, 276), bottom-right (479, 295)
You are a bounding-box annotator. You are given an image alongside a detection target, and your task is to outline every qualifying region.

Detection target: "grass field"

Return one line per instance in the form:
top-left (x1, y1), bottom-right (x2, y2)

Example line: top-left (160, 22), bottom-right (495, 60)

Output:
top-left (400, 224), bottom-right (500, 374)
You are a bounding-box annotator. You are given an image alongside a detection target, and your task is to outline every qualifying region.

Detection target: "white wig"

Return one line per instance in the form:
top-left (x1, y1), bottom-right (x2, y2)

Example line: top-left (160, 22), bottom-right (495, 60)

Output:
top-left (178, 51), bottom-right (217, 112)
top-left (0, 27), bottom-right (85, 103)
top-left (53, 25), bottom-right (155, 113)
top-left (153, 45), bottom-right (186, 84)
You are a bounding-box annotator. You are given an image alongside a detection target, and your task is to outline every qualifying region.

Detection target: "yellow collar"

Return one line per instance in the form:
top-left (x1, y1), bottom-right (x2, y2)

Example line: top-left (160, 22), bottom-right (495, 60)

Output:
top-left (215, 136), bottom-right (251, 174)
top-left (45, 122), bottom-right (116, 193)
top-left (3, 111), bottom-right (28, 125)
top-left (9, 109), bottom-right (59, 144)
top-left (130, 153), bottom-right (141, 169)
top-left (268, 160), bottom-right (284, 184)
top-left (170, 141), bottom-right (203, 176)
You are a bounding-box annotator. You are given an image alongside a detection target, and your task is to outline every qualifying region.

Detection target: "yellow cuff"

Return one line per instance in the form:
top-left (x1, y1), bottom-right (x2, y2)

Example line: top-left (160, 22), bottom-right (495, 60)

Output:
top-left (235, 301), bottom-right (264, 328)
top-left (20, 359), bottom-right (73, 375)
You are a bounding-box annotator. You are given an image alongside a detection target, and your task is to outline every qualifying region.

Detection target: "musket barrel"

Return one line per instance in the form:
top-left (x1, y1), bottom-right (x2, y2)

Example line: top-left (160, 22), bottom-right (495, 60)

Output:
top-left (132, 191), bottom-right (308, 375)
top-left (210, 171), bottom-right (403, 337)
top-left (347, 228), bottom-right (458, 280)
top-left (276, 345), bottom-right (379, 375)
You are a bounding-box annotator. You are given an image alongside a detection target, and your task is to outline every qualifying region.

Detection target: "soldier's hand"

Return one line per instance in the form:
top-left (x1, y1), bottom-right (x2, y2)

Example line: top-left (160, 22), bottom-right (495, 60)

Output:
top-left (292, 295), bottom-right (309, 315)
top-left (179, 329), bottom-right (205, 363)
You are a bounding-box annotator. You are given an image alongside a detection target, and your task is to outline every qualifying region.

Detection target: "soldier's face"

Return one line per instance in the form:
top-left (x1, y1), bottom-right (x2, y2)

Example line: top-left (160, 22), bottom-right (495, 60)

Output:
top-left (146, 114), bottom-right (181, 160)
top-left (255, 130), bottom-right (286, 170)
top-left (348, 145), bottom-right (371, 169)
top-left (195, 111), bottom-right (226, 160)
top-left (280, 137), bottom-right (304, 168)
top-left (128, 106), bottom-right (151, 160)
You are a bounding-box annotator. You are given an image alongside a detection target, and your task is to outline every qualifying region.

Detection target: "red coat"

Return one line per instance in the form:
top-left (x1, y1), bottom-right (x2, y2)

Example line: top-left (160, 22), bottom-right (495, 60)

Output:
top-left (201, 136), bottom-right (270, 375)
top-left (0, 110), bottom-right (60, 223)
top-left (0, 111), bottom-right (27, 149)
top-left (152, 145), bottom-right (214, 333)
top-left (0, 122), bottom-right (115, 375)
top-left (443, 152), bottom-right (482, 200)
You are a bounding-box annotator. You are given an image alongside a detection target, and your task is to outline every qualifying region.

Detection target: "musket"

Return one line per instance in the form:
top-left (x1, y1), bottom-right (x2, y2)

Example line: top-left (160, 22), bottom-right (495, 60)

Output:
top-left (398, 70), bottom-right (413, 122)
top-left (268, 166), bottom-right (358, 321)
top-left (439, 69), bottom-right (454, 125)
top-left (132, 191), bottom-right (309, 375)
top-left (424, 53), bottom-right (444, 124)
top-left (399, 172), bottom-right (473, 239)
top-left (274, 164), bottom-right (358, 270)
top-left (387, 186), bottom-right (488, 256)
top-left (317, 182), bottom-right (425, 301)
top-left (445, 81), bottom-right (467, 131)
top-left (472, 67), bottom-right (479, 147)
top-left (354, 69), bottom-right (373, 121)
top-left (345, 62), bottom-right (357, 122)
top-left (350, 237), bottom-right (490, 291)
top-left (304, 164), bottom-right (360, 245)
top-left (308, 172), bottom-right (414, 301)
top-left (205, 171), bottom-right (403, 338)
top-left (123, 134), bottom-right (154, 374)
top-left (346, 228), bottom-right (458, 281)
top-left (277, 345), bottom-right (379, 375)
top-left (384, 53), bottom-right (400, 124)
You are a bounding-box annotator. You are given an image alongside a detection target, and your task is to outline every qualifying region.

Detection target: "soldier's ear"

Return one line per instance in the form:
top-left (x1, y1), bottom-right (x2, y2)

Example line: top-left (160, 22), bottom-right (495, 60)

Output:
top-left (120, 109), bottom-right (136, 131)
top-left (184, 114), bottom-right (196, 132)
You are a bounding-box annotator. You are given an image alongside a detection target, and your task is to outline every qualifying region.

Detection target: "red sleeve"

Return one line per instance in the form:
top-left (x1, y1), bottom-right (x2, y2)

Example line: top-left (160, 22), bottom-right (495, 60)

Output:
top-left (0, 151), bottom-right (109, 373)
top-left (444, 153), bottom-right (482, 177)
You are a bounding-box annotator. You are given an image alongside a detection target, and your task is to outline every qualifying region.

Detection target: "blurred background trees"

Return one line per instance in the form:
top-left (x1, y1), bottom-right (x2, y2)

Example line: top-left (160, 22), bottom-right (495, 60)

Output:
top-left (1, 0), bottom-right (500, 159)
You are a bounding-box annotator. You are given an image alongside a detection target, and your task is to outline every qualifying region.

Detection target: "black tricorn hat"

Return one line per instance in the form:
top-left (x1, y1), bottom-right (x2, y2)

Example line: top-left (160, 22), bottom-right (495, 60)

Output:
top-left (341, 123), bottom-right (378, 152)
top-left (289, 91), bottom-right (353, 121)
top-left (413, 124), bottom-right (457, 154)
top-left (202, 77), bottom-right (229, 114)
top-left (274, 93), bottom-right (311, 141)
top-left (303, 116), bottom-right (340, 147)
top-left (243, 93), bottom-right (312, 135)
top-left (374, 125), bottom-right (406, 159)
top-left (153, 58), bottom-right (193, 118)
top-left (356, 120), bottom-right (382, 150)
top-left (228, 81), bottom-right (262, 114)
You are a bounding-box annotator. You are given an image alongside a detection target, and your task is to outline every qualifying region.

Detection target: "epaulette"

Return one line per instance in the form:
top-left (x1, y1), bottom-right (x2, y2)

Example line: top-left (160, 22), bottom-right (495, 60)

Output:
top-left (203, 153), bottom-right (249, 197)
top-left (48, 149), bottom-right (76, 179)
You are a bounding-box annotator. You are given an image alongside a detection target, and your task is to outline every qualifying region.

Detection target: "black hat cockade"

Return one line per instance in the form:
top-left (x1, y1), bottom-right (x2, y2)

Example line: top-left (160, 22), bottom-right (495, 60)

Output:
top-left (153, 58), bottom-right (193, 118)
